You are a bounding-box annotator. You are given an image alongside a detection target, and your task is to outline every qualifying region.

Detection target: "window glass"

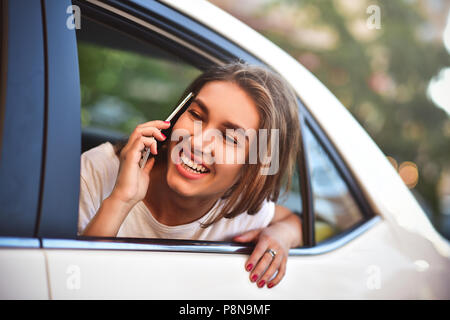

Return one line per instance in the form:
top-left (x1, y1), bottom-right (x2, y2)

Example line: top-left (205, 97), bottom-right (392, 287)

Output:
top-left (76, 16), bottom-right (201, 151)
top-left (304, 125), bottom-right (364, 242)
top-left (277, 166), bottom-right (302, 216)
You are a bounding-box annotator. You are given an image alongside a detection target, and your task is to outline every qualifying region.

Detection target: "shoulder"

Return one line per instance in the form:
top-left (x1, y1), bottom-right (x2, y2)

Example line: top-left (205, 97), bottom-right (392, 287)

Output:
top-left (81, 142), bottom-right (119, 179)
top-left (81, 141), bottom-right (118, 166)
top-left (80, 142), bottom-right (120, 200)
top-left (78, 142), bottom-right (120, 234)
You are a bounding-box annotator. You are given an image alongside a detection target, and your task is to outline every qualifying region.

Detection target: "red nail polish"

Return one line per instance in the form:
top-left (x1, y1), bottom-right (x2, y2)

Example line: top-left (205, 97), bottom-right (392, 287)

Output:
top-left (258, 280), bottom-right (265, 288)
top-left (164, 121), bottom-right (170, 124)
top-left (246, 264), bottom-right (253, 271)
top-left (251, 274), bottom-right (258, 282)
top-left (268, 283), bottom-right (274, 289)
top-left (161, 133), bottom-right (166, 139)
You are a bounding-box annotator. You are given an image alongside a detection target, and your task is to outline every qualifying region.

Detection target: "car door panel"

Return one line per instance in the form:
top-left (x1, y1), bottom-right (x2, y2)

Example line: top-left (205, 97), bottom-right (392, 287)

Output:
top-left (41, 218), bottom-right (417, 300)
top-left (0, 249), bottom-right (48, 299)
top-left (0, 239), bottom-right (48, 299)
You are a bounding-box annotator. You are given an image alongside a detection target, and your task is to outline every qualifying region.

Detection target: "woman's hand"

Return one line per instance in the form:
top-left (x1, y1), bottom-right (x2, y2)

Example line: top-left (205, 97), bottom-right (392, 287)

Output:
top-left (233, 205), bottom-right (302, 289)
top-left (82, 120), bottom-right (171, 237)
top-left (110, 120), bottom-right (171, 208)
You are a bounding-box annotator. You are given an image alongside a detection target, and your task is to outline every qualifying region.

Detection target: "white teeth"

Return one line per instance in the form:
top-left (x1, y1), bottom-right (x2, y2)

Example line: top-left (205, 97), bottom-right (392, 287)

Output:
top-left (180, 151), bottom-right (209, 173)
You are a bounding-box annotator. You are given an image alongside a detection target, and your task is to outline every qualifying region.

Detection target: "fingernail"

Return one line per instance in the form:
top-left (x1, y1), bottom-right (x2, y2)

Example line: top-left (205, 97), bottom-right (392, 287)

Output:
top-left (161, 133), bottom-right (166, 139)
top-left (164, 121), bottom-right (170, 124)
top-left (268, 283), bottom-right (274, 289)
top-left (246, 264), bottom-right (253, 272)
top-left (258, 280), bottom-right (265, 288)
top-left (251, 274), bottom-right (258, 282)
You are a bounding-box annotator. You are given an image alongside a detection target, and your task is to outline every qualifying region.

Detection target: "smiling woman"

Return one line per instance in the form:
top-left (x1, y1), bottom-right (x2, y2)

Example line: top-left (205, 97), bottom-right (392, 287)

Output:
top-left (78, 61), bottom-right (302, 288)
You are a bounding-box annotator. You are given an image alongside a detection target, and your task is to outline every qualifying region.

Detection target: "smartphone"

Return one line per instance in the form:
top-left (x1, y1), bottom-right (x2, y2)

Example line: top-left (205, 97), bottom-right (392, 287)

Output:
top-left (139, 92), bottom-right (195, 168)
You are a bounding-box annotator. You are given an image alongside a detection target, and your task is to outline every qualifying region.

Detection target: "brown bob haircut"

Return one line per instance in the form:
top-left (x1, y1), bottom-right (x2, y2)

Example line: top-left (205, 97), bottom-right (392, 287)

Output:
top-left (116, 61), bottom-right (301, 227)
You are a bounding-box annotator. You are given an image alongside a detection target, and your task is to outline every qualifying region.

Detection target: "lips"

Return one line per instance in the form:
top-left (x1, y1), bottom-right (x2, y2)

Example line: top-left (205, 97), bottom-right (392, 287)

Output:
top-left (180, 148), bottom-right (211, 173)
top-left (175, 149), bottom-right (211, 180)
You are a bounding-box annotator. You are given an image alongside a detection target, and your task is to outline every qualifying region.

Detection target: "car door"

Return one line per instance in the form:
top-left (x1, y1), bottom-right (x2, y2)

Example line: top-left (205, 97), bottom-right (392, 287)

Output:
top-left (0, 0), bottom-right (49, 299)
top-left (38, 0), bottom-right (384, 299)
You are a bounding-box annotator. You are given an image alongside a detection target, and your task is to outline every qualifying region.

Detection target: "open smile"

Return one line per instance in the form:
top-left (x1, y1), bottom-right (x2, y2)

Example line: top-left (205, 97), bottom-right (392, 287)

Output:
top-left (175, 149), bottom-right (211, 180)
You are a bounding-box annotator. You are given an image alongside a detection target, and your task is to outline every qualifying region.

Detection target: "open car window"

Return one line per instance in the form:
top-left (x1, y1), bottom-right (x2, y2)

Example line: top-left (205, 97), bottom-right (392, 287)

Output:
top-left (75, 9), bottom-right (309, 246)
top-left (74, 3), bottom-right (370, 250)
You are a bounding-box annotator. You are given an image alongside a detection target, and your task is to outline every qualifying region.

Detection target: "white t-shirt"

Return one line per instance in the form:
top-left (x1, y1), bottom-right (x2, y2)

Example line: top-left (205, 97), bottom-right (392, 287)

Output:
top-left (78, 142), bottom-right (275, 241)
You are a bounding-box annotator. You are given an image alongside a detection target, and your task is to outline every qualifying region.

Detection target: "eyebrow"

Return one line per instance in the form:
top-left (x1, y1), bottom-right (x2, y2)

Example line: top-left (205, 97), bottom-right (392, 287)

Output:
top-left (192, 98), bottom-right (250, 141)
top-left (193, 98), bottom-right (247, 131)
top-left (192, 98), bottom-right (209, 116)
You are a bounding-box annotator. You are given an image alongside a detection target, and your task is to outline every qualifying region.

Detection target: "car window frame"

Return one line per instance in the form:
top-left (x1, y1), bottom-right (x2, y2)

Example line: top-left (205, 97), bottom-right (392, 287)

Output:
top-left (0, 0), bottom-right (5, 154)
top-left (33, 0), bottom-right (379, 254)
top-left (0, 0), bottom-right (45, 240)
top-left (34, 0), bottom-right (82, 239)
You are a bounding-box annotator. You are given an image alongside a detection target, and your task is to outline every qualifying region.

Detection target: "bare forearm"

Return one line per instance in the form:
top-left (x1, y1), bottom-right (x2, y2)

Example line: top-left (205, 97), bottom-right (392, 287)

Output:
top-left (271, 205), bottom-right (303, 248)
top-left (271, 213), bottom-right (303, 248)
top-left (269, 213), bottom-right (302, 248)
top-left (82, 196), bottom-right (133, 237)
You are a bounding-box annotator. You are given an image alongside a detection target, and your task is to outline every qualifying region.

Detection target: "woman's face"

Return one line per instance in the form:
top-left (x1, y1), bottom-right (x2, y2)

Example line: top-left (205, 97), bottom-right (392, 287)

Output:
top-left (165, 80), bottom-right (260, 199)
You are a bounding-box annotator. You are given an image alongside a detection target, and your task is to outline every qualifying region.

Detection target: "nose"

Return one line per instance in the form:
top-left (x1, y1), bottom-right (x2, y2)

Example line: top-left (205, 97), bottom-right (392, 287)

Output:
top-left (191, 126), bottom-right (216, 165)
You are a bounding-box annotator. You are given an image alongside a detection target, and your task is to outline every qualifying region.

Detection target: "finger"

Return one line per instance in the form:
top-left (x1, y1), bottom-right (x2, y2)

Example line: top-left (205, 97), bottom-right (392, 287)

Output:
top-left (143, 157), bottom-right (156, 174)
top-left (131, 126), bottom-right (167, 142)
top-left (125, 137), bottom-right (148, 163)
top-left (139, 137), bottom-right (158, 157)
top-left (121, 128), bottom-right (152, 158)
top-left (120, 136), bottom-right (137, 159)
top-left (251, 250), bottom-right (275, 287)
top-left (233, 229), bottom-right (262, 243)
top-left (258, 252), bottom-right (283, 287)
top-left (245, 235), bottom-right (269, 273)
top-left (126, 136), bottom-right (157, 164)
top-left (148, 137), bottom-right (158, 155)
top-left (267, 256), bottom-right (287, 289)
top-left (134, 121), bottom-right (170, 141)
top-left (136, 120), bottom-right (171, 130)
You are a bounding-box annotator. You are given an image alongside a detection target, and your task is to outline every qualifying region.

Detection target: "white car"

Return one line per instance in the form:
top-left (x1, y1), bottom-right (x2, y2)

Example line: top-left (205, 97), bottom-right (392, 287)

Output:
top-left (0, 0), bottom-right (449, 299)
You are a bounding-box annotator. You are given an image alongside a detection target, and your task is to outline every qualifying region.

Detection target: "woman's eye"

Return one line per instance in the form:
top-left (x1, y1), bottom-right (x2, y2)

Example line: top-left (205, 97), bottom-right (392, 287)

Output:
top-left (188, 110), bottom-right (202, 120)
top-left (225, 134), bottom-right (238, 145)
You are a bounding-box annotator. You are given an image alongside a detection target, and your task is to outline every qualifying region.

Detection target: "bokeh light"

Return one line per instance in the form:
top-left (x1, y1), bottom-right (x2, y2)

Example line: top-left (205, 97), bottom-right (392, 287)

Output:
top-left (399, 161), bottom-right (419, 189)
